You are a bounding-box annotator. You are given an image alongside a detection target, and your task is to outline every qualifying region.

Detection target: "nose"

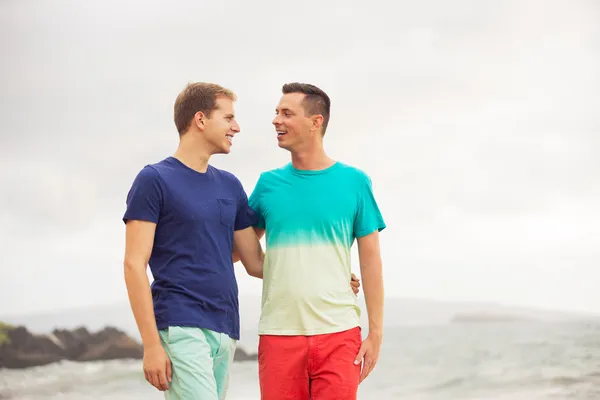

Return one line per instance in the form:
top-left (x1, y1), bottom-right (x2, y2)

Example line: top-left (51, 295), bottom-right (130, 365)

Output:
top-left (232, 120), bottom-right (240, 133)
top-left (272, 114), bottom-right (282, 126)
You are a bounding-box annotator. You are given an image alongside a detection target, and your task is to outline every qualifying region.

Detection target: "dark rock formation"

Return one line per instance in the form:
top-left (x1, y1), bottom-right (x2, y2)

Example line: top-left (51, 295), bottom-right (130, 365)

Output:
top-left (0, 323), bottom-right (143, 369)
top-left (233, 347), bottom-right (258, 362)
top-left (0, 322), bottom-right (258, 369)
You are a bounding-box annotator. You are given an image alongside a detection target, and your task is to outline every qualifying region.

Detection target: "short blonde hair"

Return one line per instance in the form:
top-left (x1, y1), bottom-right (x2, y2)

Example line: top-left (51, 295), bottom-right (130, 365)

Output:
top-left (174, 82), bottom-right (236, 135)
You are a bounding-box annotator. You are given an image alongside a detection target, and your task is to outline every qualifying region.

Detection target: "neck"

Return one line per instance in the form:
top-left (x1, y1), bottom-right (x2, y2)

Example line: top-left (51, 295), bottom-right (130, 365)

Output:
top-left (173, 134), bottom-right (211, 173)
top-left (290, 145), bottom-right (335, 171)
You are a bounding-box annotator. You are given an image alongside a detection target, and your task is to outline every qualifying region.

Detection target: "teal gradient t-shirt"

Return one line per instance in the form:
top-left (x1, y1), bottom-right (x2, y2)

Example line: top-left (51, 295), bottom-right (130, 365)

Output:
top-left (248, 162), bottom-right (386, 335)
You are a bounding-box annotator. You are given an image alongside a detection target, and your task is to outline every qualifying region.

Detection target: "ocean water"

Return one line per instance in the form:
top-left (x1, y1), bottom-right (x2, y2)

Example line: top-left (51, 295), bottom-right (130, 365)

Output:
top-left (2, 321), bottom-right (600, 400)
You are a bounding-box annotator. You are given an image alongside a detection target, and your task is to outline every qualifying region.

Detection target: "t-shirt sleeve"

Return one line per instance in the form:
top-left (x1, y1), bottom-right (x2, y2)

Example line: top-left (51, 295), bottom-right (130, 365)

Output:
top-left (353, 174), bottom-right (386, 238)
top-left (248, 174), bottom-right (266, 230)
top-left (234, 179), bottom-right (259, 231)
top-left (122, 166), bottom-right (163, 224)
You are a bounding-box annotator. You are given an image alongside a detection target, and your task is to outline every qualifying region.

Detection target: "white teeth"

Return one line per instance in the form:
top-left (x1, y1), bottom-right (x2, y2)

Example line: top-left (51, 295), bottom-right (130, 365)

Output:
top-left (226, 135), bottom-right (233, 144)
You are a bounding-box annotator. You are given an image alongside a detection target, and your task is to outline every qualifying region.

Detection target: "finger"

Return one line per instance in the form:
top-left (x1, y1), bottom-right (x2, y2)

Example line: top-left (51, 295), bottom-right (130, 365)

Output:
top-left (354, 344), bottom-right (366, 365)
top-left (152, 372), bottom-right (162, 391)
top-left (148, 372), bottom-right (159, 390)
top-left (360, 356), bottom-right (377, 383)
top-left (360, 356), bottom-right (372, 383)
top-left (157, 370), bottom-right (169, 391)
top-left (144, 371), bottom-right (151, 384)
top-left (360, 354), bottom-right (371, 382)
top-left (359, 361), bottom-right (367, 382)
top-left (166, 360), bottom-right (173, 383)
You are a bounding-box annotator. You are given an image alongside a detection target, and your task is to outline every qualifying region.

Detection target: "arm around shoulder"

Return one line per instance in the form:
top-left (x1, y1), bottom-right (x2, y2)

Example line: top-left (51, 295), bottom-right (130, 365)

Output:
top-left (232, 173), bottom-right (266, 264)
top-left (233, 226), bottom-right (265, 278)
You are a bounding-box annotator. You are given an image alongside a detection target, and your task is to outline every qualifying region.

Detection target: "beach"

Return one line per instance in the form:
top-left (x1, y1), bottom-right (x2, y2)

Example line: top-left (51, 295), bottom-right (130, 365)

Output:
top-left (2, 321), bottom-right (600, 399)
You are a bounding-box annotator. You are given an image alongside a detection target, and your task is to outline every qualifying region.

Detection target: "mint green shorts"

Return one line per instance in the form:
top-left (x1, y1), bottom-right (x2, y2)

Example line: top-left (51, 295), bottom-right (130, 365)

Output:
top-left (158, 326), bottom-right (237, 400)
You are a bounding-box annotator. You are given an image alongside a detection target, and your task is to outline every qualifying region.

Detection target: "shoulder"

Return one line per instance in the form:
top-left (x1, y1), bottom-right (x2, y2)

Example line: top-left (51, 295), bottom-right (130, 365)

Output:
top-left (132, 158), bottom-right (177, 185)
top-left (257, 163), bottom-right (293, 182)
top-left (128, 159), bottom-right (188, 198)
top-left (247, 164), bottom-right (291, 200)
top-left (125, 162), bottom-right (167, 206)
top-left (334, 162), bottom-right (372, 186)
top-left (132, 163), bottom-right (161, 184)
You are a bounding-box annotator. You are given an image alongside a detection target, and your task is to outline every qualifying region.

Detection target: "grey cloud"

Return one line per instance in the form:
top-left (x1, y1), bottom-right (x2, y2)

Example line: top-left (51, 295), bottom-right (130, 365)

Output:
top-left (1, 0), bottom-right (599, 315)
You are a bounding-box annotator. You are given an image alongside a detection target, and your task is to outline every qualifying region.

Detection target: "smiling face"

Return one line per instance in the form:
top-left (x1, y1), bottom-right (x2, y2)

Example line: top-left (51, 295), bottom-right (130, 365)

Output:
top-left (173, 82), bottom-right (239, 154)
top-left (195, 96), bottom-right (240, 155)
top-left (272, 92), bottom-right (322, 152)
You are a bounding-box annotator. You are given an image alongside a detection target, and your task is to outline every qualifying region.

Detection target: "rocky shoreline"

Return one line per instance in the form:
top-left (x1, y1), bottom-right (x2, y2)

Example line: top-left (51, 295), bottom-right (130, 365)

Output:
top-left (0, 322), bottom-right (257, 369)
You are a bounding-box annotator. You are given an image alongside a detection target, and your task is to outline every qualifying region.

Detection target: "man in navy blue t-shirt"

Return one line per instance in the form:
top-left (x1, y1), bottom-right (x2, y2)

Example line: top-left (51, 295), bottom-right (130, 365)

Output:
top-left (122, 82), bottom-right (264, 399)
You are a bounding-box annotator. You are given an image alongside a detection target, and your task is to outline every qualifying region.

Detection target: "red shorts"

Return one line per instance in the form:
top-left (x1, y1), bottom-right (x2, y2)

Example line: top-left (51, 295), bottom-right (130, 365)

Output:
top-left (258, 327), bottom-right (362, 400)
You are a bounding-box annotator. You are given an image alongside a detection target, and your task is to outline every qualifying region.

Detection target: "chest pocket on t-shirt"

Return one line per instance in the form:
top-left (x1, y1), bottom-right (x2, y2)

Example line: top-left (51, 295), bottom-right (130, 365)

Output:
top-left (217, 198), bottom-right (236, 227)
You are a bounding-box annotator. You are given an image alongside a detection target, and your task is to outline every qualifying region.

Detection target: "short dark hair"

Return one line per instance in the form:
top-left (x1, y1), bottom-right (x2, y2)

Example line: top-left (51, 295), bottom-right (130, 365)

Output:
top-left (174, 82), bottom-right (236, 135)
top-left (282, 82), bottom-right (331, 135)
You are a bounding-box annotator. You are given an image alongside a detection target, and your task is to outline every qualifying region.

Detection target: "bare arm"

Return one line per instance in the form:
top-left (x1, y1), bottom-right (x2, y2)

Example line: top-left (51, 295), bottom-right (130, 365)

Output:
top-left (124, 220), bottom-right (170, 391)
top-left (231, 227), bottom-right (361, 292)
top-left (233, 227), bottom-right (265, 278)
top-left (358, 230), bottom-right (384, 335)
top-left (354, 230), bottom-right (384, 382)
top-left (232, 227), bottom-right (265, 263)
top-left (124, 220), bottom-right (160, 348)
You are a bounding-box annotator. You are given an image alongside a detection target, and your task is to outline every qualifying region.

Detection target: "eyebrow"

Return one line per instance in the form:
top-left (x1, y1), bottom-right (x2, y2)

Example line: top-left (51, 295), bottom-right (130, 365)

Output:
top-left (276, 108), bottom-right (293, 113)
top-left (224, 113), bottom-right (235, 118)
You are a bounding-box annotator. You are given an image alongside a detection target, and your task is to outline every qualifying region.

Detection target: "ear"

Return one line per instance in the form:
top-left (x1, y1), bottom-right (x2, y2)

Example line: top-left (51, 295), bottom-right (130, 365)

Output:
top-left (194, 111), bottom-right (207, 131)
top-left (312, 115), bottom-right (324, 131)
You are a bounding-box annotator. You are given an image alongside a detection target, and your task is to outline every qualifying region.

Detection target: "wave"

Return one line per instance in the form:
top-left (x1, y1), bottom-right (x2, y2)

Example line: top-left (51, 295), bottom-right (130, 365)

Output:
top-left (426, 377), bottom-right (467, 391)
top-left (0, 359), bottom-right (143, 398)
top-left (546, 372), bottom-right (600, 386)
top-left (417, 370), bottom-right (600, 396)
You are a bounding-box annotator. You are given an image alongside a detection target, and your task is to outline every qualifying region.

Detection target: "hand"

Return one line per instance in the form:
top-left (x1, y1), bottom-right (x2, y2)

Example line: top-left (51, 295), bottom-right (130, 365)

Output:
top-left (143, 344), bottom-right (172, 391)
top-left (350, 273), bottom-right (361, 295)
top-left (354, 332), bottom-right (382, 383)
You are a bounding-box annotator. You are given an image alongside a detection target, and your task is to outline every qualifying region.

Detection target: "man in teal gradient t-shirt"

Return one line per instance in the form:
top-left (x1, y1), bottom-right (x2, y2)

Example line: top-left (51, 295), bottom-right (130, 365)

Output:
top-left (247, 83), bottom-right (386, 400)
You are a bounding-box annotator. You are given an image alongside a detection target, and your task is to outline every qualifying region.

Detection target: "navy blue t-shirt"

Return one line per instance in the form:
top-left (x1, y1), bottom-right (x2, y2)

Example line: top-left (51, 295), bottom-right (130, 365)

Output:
top-left (122, 157), bottom-right (257, 340)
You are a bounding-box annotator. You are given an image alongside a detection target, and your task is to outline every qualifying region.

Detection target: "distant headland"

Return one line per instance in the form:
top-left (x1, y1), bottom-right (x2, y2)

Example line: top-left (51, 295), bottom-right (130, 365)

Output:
top-left (450, 313), bottom-right (535, 323)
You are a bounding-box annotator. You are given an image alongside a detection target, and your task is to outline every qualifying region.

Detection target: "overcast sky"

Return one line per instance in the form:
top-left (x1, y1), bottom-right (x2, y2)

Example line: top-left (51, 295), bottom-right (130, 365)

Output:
top-left (1, 0), bottom-right (599, 317)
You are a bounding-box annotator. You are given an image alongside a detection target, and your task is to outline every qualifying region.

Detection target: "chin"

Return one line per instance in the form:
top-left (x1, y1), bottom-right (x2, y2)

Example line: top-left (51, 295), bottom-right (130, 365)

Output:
top-left (277, 139), bottom-right (290, 150)
top-left (216, 141), bottom-right (232, 154)
top-left (211, 147), bottom-right (230, 155)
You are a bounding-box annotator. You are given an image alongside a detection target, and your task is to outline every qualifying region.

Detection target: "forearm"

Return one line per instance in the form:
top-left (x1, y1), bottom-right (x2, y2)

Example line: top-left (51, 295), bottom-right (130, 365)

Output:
top-left (360, 259), bottom-right (384, 336)
top-left (253, 249), bottom-right (264, 279)
top-left (124, 263), bottom-right (161, 348)
top-left (242, 245), bottom-right (264, 278)
top-left (234, 227), bottom-right (265, 279)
